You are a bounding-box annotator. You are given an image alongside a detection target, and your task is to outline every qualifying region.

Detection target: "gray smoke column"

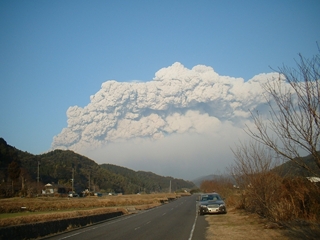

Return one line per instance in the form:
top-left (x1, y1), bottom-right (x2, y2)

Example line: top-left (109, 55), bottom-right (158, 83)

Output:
top-left (51, 62), bottom-right (277, 179)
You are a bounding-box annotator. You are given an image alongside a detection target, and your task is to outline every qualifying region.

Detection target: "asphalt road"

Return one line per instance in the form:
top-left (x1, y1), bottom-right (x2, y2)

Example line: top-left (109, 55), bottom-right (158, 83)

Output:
top-left (44, 194), bottom-right (208, 240)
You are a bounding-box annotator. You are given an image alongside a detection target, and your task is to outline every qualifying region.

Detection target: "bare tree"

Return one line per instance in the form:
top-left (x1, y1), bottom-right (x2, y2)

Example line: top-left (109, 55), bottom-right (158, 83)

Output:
top-left (231, 141), bottom-right (279, 187)
top-left (246, 50), bottom-right (320, 176)
top-left (230, 142), bottom-right (284, 217)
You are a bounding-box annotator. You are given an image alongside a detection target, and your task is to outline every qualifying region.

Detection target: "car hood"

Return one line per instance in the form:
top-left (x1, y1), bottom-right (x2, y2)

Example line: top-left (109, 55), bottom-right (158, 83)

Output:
top-left (200, 200), bottom-right (225, 205)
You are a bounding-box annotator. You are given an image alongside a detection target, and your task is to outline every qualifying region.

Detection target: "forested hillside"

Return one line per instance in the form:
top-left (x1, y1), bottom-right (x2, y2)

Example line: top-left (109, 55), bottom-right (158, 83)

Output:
top-left (0, 138), bottom-right (195, 197)
top-left (272, 152), bottom-right (320, 177)
top-left (101, 164), bottom-right (195, 193)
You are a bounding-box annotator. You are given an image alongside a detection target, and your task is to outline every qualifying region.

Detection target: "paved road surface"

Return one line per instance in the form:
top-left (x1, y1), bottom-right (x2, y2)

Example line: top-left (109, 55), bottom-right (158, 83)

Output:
top-left (44, 195), bottom-right (208, 240)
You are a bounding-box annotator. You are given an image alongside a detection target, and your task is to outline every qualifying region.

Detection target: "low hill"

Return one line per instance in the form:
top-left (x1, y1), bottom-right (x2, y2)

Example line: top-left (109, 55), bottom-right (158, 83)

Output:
top-left (100, 164), bottom-right (195, 193)
top-left (0, 138), bottom-right (196, 196)
top-left (272, 153), bottom-right (320, 178)
top-left (192, 153), bottom-right (320, 188)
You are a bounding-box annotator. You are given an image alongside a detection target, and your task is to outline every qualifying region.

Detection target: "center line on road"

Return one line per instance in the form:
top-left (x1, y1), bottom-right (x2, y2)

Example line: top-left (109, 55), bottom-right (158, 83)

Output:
top-left (59, 232), bottom-right (81, 239)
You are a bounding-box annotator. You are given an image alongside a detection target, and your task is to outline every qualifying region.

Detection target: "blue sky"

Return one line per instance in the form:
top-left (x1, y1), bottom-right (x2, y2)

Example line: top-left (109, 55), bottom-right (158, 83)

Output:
top-left (1, 0), bottom-right (319, 155)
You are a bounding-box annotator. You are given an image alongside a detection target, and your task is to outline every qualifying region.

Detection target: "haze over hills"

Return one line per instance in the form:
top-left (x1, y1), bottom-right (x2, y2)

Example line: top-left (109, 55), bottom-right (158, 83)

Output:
top-left (0, 138), bottom-right (196, 195)
top-left (192, 153), bottom-right (320, 187)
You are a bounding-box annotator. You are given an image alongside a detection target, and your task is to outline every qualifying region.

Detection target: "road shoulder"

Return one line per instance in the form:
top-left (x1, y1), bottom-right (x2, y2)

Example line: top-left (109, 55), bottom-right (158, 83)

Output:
top-left (204, 207), bottom-right (289, 240)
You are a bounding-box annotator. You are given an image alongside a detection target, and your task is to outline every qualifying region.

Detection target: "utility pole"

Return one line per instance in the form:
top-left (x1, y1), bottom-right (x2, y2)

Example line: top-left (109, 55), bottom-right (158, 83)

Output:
top-left (169, 180), bottom-right (171, 193)
top-left (88, 172), bottom-right (91, 192)
top-left (71, 167), bottom-right (74, 193)
top-left (37, 161), bottom-right (40, 194)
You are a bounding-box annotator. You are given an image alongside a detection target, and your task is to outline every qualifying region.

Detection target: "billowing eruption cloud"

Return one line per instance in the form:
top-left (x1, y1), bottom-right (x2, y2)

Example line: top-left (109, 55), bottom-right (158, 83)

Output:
top-left (52, 63), bottom-right (278, 180)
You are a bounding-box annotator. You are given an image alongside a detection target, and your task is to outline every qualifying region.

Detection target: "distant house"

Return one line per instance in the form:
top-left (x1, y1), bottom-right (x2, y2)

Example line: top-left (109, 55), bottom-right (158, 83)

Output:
top-left (42, 183), bottom-right (54, 195)
top-left (42, 183), bottom-right (68, 196)
top-left (306, 177), bottom-right (320, 183)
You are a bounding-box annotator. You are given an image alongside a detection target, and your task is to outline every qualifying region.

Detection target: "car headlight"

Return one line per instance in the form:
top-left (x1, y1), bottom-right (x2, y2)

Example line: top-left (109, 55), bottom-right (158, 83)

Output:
top-left (200, 205), bottom-right (207, 208)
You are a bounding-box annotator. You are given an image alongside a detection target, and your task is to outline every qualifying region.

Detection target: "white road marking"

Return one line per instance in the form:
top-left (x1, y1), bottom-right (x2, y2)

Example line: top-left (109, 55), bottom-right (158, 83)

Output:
top-left (188, 207), bottom-right (198, 240)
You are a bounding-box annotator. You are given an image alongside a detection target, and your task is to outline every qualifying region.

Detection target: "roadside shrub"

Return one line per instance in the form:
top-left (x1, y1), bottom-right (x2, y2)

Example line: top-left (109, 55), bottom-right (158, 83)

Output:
top-left (236, 174), bottom-right (320, 223)
top-left (200, 176), bottom-right (234, 201)
top-left (275, 177), bottom-right (320, 221)
top-left (229, 141), bottom-right (320, 222)
top-left (238, 172), bottom-right (283, 218)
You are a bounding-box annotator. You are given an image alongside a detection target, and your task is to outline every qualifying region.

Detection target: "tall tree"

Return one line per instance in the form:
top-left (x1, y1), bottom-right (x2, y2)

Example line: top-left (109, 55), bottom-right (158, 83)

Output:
top-left (246, 49), bottom-right (320, 175)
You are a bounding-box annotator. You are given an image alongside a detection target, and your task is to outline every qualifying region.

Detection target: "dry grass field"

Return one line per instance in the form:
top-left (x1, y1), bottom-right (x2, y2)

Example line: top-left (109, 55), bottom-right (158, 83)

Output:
top-left (205, 207), bottom-right (288, 240)
top-left (0, 193), bottom-right (181, 227)
top-left (205, 207), bottom-right (320, 240)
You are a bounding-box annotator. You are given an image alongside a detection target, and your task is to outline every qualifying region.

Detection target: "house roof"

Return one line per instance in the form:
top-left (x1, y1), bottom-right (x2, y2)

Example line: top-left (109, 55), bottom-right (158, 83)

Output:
top-left (306, 177), bottom-right (320, 182)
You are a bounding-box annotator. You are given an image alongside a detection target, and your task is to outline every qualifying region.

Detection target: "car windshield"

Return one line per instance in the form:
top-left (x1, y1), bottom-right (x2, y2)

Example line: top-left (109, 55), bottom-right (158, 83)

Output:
top-left (201, 194), bottom-right (221, 201)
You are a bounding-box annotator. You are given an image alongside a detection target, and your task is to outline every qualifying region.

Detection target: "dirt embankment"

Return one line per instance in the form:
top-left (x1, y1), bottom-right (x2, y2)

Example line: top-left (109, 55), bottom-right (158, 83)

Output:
top-left (0, 211), bottom-right (124, 240)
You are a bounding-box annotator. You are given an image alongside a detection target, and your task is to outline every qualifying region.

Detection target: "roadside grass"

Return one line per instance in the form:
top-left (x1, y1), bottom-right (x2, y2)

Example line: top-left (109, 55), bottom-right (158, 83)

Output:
top-left (0, 207), bottom-right (128, 227)
top-left (0, 207), bottom-right (107, 219)
top-left (205, 207), bottom-right (320, 240)
top-left (205, 207), bottom-right (289, 240)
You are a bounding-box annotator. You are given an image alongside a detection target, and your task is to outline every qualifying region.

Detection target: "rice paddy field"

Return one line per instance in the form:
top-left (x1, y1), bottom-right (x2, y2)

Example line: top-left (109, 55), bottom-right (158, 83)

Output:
top-left (0, 193), bottom-right (184, 227)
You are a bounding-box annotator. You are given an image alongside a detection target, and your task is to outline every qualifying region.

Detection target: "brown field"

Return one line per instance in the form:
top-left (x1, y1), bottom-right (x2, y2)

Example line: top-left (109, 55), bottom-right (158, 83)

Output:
top-left (0, 193), bottom-right (182, 227)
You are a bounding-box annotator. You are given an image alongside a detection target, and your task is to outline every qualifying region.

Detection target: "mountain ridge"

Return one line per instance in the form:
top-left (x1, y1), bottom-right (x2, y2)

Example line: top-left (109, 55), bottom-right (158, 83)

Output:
top-left (0, 138), bottom-right (196, 196)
